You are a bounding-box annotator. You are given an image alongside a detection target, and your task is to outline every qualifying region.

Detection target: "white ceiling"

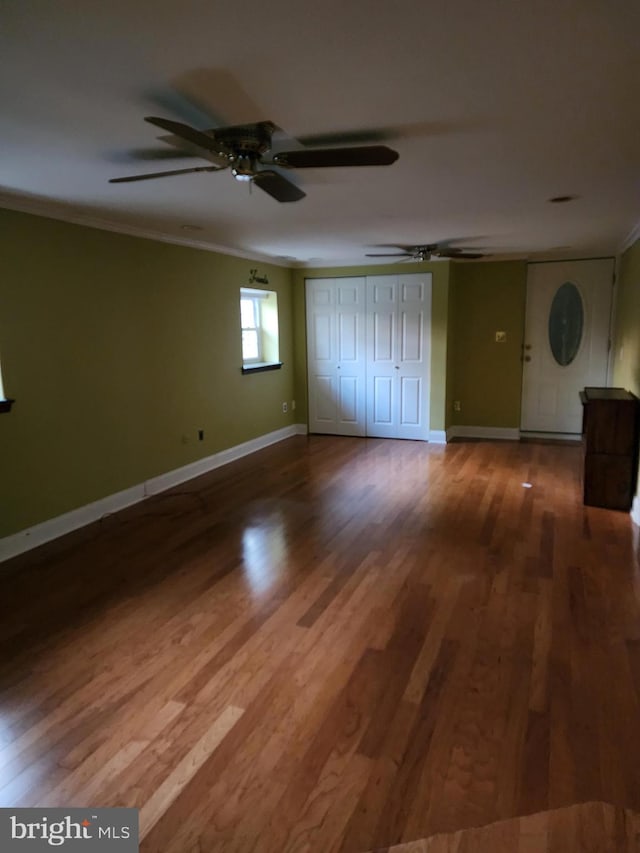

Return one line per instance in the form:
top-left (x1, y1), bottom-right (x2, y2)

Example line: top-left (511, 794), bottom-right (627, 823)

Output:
top-left (1, 0), bottom-right (639, 266)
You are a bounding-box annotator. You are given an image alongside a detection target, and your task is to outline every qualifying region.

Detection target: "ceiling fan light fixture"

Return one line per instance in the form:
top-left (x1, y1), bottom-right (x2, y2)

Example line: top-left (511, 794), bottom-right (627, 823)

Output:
top-left (231, 153), bottom-right (257, 181)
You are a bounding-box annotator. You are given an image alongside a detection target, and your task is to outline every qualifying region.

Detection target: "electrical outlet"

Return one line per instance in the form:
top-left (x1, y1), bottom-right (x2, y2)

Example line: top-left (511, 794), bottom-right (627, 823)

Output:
top-left (282, 402), bottom-right (288, 413)
top-left (495, 330), bottom-right (507, 343)
top-left (453, 400), bottom-right (461, 412)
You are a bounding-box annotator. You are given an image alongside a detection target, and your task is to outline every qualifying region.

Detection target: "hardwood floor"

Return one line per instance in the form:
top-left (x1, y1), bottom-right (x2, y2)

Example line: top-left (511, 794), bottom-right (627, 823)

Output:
top-left (1, 435), bottom-right (640, 852)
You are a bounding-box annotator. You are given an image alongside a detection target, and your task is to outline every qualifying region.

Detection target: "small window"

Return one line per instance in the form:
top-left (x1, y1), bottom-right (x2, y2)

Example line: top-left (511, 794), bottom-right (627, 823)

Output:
top-left (240, 288), bottom-right (282, 373)
top-left (241, 293), bottom-right (262, 363)
top-left (0, 352), bottom-right (14, 412)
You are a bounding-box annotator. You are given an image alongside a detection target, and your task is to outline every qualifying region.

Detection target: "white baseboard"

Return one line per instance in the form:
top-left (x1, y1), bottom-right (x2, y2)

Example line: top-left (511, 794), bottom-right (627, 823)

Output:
top-left (519, 430), bottom-right (581, 441)
top-left (144, 424), bottom-right (306, 495)
top-left (631, 496), bottom-right (640, 527)
top-left (0, 484), bottom-right (146, 565)
top-left (446, 425), bottom-right (521, 442)
top-left (428, 430), bottom-right (447, 444)
top-left (0, 424), bottom-right (306, 564)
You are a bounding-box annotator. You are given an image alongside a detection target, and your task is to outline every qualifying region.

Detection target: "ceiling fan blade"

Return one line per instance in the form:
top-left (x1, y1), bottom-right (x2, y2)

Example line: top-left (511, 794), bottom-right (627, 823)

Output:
top-left (297, 128), bottom-right (394, 147)
top-left (144, 86), bottom-right (226, 130)
top-left (252, 170), bottom-right (306, 203)
top-left (109, 166), bottom-right (220, 184)
top-left (173, 69), bottom-right (269, 126)
top-left (365, 252), bottom-right (411, 257)
top-left (273, 145), bottom-right (398, 169)
top-left (144, 117), bottom-right (230, 165)
top-left (114, 146), bottom-right (198, 163)
top-left (435, 249), bottom-right (485, 259)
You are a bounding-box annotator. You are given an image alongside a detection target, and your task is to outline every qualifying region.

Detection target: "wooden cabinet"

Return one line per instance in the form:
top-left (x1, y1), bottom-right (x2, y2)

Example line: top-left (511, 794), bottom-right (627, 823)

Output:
top-left (580, 387), bottom-right (639, 510)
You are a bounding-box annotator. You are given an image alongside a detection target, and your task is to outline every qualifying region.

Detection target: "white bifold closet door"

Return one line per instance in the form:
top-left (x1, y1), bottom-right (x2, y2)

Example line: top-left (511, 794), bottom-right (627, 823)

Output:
top-left (306, 272), bottom-right (431, 440)
top-left (306, 277), bottom-right (367, 436)
top-left (366, 274), bottom-right (431, 439)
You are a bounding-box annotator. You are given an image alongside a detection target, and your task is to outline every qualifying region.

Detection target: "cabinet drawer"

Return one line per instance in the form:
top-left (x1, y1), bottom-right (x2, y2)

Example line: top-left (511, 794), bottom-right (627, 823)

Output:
top-left (584, 454), bottom-right (634, 510)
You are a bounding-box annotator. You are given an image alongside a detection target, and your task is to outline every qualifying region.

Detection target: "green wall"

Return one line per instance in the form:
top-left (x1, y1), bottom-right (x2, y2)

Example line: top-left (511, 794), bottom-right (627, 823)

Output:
top-left (612, 238), bottom-right (640, 395)
top-left (449, 261), bottom-right (527, 428)
top-left (292, 261), bottom-right (451, 432)
top-left (612, 237), bottom-right (640, 504)
top-left (0, 207), bottom-right (296, 538)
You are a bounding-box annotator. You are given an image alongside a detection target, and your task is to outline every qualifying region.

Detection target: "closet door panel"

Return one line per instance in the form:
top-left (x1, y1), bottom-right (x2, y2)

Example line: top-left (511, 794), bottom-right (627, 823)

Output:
top-left (313, 374), bottom-right (338, 425)
top-left (400, 376), bottom-right (421, 426)
top-left (366, 277), bottom-right (397, 438)
top-left (306, 277), bottom-right (366, 436)
top-left (366, 273), bottom-right (431, 440)
top-left (394, 273), bottom-right (431, 439)
top-left (338, 376), bottom-right (359, 425)
top-left (312, 313), bottom-right (333, 361)
top-left (372, 376), bottom-right (394, 426)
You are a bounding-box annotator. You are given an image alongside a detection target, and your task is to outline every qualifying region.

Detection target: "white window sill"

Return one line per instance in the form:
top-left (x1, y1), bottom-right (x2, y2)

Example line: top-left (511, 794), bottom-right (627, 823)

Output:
top-left (241, 361), bottom-right (283, 375)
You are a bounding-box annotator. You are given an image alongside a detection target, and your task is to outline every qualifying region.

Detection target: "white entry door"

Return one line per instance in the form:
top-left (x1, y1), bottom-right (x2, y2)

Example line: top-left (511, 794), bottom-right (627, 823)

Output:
top-left (521, 259), bottom-right (614, 435)
top-left (366, 273), bottom-right (432, 440)
top-left (306, 277), bottom-right (366, 436)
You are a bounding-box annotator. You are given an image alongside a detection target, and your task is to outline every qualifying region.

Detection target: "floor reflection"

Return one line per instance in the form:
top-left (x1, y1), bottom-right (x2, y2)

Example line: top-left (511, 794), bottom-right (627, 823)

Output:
top-left (241, 515), bottom-right (287, 596)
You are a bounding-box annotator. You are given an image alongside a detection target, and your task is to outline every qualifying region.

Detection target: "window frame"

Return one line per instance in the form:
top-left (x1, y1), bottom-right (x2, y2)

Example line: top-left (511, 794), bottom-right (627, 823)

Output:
top-left (240, 292), bottom-right (263, 365)
top-left (239, 287), bottom-right (283, 374)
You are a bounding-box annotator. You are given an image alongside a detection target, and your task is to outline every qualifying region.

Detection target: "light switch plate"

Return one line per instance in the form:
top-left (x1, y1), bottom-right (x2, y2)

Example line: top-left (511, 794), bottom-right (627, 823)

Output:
top-left (495, 331), bottom-right (507, 343)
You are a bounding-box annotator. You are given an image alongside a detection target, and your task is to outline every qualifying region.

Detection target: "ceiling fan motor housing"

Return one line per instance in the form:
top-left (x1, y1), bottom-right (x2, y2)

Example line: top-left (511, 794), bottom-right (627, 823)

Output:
top-left (214, 121), bottom-right (276, 181)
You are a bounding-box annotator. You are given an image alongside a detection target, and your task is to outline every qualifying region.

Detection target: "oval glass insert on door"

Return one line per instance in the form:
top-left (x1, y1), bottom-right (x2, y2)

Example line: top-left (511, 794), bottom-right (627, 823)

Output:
top-left (548, 281), bottom-right (584, 366)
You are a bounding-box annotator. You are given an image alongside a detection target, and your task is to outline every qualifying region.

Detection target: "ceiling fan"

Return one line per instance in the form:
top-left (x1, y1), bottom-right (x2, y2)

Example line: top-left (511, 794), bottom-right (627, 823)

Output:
top-left (366, 243), bottom-right (488, 261)
top-left (109, 117), bottom-right (399, 203)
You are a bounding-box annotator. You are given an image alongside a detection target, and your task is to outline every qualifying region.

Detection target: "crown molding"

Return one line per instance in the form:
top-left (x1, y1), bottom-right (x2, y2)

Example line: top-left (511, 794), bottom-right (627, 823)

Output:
top-left (0, 190), bottom-right (290, 268)
top-left (620, 219), bottom-right (640, 254)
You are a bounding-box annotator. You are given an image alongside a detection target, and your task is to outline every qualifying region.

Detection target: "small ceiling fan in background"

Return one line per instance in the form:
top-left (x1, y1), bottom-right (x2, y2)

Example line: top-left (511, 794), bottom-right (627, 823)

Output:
top-left (110, 116), bottom-right (399, 202)
top-left (366, 243), bottom-right (488, 261)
